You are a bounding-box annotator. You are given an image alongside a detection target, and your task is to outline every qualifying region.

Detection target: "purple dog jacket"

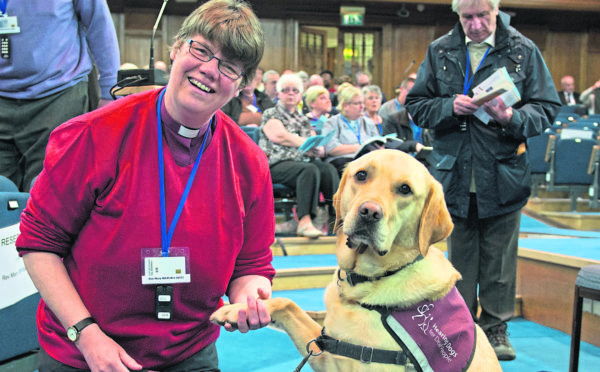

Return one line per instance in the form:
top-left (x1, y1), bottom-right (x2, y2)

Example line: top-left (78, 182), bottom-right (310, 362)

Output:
top-left (382, 287), bottom-right (475, 372)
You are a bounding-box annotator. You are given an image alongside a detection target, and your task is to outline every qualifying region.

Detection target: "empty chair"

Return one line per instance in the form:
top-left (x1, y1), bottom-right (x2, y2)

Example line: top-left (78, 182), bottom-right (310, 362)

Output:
top-left (569, 264), bottom-right (600, 372)
top-left (0, 191), bottom-right (41, 364)
top-left (527, 131), bottom-right (552, 197)
top-left (545, 135), bottom-right (597, 211)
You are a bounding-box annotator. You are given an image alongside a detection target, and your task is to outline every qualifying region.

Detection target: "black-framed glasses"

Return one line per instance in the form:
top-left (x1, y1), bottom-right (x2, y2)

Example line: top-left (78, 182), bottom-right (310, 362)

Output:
top-left (186, 39), bottom-right (244, 80)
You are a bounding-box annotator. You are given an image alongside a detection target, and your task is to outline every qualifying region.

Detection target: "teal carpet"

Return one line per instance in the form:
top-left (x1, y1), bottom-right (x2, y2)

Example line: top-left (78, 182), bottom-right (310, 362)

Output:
top-left (217, 289), bottom-right (600, 372)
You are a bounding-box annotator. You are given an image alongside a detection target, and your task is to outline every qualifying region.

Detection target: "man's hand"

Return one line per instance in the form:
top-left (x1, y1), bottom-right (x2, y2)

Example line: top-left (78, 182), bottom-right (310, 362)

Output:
top-left (77, 324), bottom-right (143, 372)
top-left (453, 94), bottom-right (479, 116)
top-left (483, 98), bottom-right (513, 127)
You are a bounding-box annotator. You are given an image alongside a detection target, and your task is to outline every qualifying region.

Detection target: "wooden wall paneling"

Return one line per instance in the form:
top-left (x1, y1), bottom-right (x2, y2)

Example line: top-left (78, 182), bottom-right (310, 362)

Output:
top-left (285, 19), bottom-right (300, 72)
top-left (260, 19), bottom-right (288, 73)
top-left (391, 25), bottom-right (435, 89)
top-left (381, 24), bottom-right (394, 99)
top-left (545, 32), bottom-right (583, 92)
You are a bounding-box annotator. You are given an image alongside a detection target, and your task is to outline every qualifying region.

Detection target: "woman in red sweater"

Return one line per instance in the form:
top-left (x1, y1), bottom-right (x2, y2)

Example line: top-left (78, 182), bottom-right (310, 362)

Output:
top-left (16, 1), bottom-right (275, 371)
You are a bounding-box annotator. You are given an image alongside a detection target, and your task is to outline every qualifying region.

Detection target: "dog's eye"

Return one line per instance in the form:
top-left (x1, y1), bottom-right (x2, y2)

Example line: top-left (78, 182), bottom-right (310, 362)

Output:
top-left (355, 170), bottom-right (368, 182)
top-left (396, 184), bottom-right (412, 195)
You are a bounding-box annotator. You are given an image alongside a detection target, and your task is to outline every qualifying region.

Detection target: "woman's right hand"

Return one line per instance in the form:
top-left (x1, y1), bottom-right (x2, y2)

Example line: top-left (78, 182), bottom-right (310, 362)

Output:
top-left (77, 325), bottom-right (143, 372)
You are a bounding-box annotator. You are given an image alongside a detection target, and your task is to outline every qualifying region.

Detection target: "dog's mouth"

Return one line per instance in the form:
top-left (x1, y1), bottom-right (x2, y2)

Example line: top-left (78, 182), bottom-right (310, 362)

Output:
top-left (346, 233), bottom-right (387, 256)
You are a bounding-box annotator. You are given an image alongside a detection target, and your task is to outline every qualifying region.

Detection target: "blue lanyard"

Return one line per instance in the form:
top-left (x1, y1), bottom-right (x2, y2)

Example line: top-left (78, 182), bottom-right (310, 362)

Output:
top-left (0, 0), bottom-right (7, 16)
top-left (463, 45), bottom-right (491, 95)
top-left (156, 89), bottom-right (209, 257)
top-left (243, 93), bottom-right (261, 113)
top-left (395, 99), bottom-right (401, 111)
top-left (341, 116), bottom-right (361, 144)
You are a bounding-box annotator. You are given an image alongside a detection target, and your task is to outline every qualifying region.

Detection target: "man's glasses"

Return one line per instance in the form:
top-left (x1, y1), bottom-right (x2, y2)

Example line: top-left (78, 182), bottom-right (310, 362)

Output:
top-left (186, 39), bottom-right (244, 80)
top-left (281, 87), bottom-right (300, 94)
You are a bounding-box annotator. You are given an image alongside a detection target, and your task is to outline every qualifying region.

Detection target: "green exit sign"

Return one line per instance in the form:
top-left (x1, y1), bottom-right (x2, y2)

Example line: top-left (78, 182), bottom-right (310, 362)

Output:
top-left (340, 6), bottom-right (365, 26)
top-left (342, 14), bottom-right (363, 26)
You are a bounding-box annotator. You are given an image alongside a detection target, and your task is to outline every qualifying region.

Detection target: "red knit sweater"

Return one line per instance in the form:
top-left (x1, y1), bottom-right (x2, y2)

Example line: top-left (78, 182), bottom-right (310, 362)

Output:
top-left (17, 89), bottom-right (275, 369)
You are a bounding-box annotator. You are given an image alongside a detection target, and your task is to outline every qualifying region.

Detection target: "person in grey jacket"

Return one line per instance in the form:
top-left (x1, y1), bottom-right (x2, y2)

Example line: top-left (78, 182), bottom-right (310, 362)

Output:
top-left (405, 0), bottom-right (561, 362)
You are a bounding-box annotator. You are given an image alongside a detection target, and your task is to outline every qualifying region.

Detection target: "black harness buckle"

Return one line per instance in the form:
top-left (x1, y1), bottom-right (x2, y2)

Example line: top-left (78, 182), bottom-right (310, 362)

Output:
top-left (360, 346), bottom-right (374, 363)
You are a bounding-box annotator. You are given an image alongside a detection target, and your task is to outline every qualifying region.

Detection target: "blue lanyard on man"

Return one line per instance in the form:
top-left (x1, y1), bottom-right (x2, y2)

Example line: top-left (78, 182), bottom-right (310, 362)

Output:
top-left (341, 116), bottom-right (361, 144)
top-left (156, 89), bottom-right (209, 257)
top-left (463, 45), bottom-right (491, 95)
top-left (0, 0), bottom-right (6, 16)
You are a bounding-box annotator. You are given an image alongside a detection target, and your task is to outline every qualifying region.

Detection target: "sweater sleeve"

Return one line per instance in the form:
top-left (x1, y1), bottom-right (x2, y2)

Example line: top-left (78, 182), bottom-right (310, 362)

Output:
top-left (17, 120), bottom-right (101, 256)
top-left (74, 0), bottom-right (120, 100)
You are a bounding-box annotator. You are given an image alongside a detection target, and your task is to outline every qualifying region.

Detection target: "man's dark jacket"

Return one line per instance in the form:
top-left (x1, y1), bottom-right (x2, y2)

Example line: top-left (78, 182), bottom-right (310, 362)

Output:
top-left (405, 12), bottom-right (561, 219)
top-left (221, 89), bottom-right (275, 125)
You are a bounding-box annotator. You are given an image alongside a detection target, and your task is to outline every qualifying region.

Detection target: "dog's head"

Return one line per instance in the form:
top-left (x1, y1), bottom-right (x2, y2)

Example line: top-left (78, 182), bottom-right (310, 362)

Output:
top-left (333, 149), bottom-right (453, 273)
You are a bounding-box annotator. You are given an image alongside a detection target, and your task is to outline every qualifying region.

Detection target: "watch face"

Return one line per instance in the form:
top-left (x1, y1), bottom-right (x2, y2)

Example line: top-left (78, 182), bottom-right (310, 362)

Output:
top-left (67, 327), bottom-right (78, 342)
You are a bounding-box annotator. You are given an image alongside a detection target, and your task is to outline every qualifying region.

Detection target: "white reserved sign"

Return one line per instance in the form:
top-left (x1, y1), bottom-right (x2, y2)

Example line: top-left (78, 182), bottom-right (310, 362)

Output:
top-left (0, 223), bottom-right (38, 309)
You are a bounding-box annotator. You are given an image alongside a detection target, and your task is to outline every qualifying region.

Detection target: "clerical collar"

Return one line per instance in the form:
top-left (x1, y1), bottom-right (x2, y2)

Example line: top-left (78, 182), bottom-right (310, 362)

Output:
top-left (465, 31), bottom-right (496, 48)
top-left (160, 99), bottom-right (206, 139)
top-left (177, 126), bottom-right (200, 139)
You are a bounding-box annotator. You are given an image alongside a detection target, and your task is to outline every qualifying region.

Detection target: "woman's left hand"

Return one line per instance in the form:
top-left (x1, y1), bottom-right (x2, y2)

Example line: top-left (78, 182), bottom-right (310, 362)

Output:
top-left (307, 147), bottom-right (325, 158)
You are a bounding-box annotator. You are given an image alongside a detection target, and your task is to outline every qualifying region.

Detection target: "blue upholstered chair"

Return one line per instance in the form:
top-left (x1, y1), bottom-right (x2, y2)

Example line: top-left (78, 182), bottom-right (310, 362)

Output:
top-left (545, 134), bottom-right (597, 211)
top-left (569, 264), bottom-right (600, 372)
top-left (0, 190), bottom-right (41, 364)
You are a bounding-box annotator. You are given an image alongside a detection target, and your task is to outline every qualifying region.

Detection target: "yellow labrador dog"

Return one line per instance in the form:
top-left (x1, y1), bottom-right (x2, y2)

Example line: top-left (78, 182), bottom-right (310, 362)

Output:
top-left (211, 150), bottom-right (501, 371)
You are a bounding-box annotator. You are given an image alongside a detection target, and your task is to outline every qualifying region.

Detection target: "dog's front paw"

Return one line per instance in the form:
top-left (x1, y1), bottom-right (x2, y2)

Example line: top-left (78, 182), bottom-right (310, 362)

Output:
top-left (210, 303), bottom-right (246, 329)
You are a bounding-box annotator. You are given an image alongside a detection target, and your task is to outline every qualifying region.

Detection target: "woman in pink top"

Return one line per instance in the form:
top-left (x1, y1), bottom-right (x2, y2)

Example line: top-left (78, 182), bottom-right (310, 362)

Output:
top-left (16, 1), bottom-right (275, 371)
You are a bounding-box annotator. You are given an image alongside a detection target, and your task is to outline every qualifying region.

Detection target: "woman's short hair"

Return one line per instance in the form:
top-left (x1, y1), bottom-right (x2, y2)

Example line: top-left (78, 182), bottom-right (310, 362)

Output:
top-left (276, 73), bottom-right (304, 94)
top-left (362, 85), bottom-right (382, 99)
top-left (172, 0), bottom-right (263, 87)
top-left (337, 85), bottom-right (362, 112)
top-left (305, 86), bottom-right (329, 109)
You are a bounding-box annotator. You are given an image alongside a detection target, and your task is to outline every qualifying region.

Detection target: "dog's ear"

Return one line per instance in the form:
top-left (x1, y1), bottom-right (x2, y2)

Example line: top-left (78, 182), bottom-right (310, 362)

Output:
top-left (418, 177), bottom-right (453, 255)
top-left (333, 166), bottom-right (351, 232)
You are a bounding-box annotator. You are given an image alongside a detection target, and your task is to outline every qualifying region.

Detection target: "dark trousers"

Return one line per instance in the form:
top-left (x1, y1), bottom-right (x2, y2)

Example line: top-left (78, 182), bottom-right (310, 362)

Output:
top-left (270, 159), bottom-right (339, 219)
top-left (37, 342), bottom-right (219, 372)
top-left (446, 193), bottom-right (521, 331)
top-left (0, 81), bottom-right (89, 191)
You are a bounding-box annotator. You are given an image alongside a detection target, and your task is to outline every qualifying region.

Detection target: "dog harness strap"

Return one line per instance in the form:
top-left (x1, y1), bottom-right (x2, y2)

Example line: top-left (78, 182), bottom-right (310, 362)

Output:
top-left (340, 254), bottom-right (424, 287)
top-left (315, 333), bottom-right (408, 365)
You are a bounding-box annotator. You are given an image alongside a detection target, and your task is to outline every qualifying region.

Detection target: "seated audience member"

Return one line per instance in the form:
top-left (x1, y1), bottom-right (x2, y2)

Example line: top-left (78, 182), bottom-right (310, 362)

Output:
top-left (380, 74), bottom-right (431, 146)
top-left (304, 86), bottom-right (335, 132)
top-left (354, 71), bottom-right (386, 102)
top-left (308, 74), bottom-right (324, 87)
top-left (259, 74), bottom-right (339, 238)
top-left (363, 85), bottom-right (384, 135)
top-left (581, 79), bottom-right (600, 114)
top-left (322, 85), bottom-right (381, 176)
top-left (221, 69), bottom-right (274, 126)
top-left (320, 69), bottom-right (335, 92)
top-left (263, 69), bottom-right (280, 103)
top-left (558, 75), bottom-right (581, 106)
top-left (379, 74), bottom-right (416, 119)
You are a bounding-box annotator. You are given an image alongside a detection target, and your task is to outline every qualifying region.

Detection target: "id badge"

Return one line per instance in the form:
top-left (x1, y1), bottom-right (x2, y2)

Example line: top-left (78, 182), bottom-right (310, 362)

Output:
top-left (246, 104), bottom-right (258, 113)
top-left (0, 16), bottom-right (20, 35)
top-left (141, 247), bottom-right (191, 285)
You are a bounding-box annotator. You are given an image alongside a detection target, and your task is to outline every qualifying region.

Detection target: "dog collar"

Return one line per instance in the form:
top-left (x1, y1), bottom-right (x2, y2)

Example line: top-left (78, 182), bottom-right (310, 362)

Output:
top-left (338, 254), bottom-right (424, 287)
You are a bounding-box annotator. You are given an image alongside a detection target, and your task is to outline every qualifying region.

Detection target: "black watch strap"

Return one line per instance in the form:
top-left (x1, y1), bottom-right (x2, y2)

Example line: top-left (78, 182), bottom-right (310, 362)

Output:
top-left (67, 317), bottom-right (96, 342)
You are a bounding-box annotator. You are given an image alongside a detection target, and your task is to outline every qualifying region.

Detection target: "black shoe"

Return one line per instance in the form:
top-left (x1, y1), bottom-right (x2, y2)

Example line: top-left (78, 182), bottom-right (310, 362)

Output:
top-left (485, 323), bottom-right (516, 361)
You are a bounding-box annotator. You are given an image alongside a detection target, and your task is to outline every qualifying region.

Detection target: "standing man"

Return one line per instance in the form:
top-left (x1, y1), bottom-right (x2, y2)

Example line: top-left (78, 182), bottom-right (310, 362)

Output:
top-left (558, 75), bottom-right (581, 106)
top-left (0, 0), bottom-right (120, 191)
top-left (405, 0), bottom-right (560, 361)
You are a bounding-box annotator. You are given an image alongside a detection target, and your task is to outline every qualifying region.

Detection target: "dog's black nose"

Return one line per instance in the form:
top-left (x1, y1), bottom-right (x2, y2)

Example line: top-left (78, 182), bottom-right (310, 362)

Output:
top-left (358, 201), bottom-right (383, 222)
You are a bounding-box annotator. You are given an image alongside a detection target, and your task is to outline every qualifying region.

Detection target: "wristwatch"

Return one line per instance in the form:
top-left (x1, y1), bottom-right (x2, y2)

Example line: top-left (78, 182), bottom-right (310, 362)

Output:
top-left (66, 317), bottom-right (96, 342)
